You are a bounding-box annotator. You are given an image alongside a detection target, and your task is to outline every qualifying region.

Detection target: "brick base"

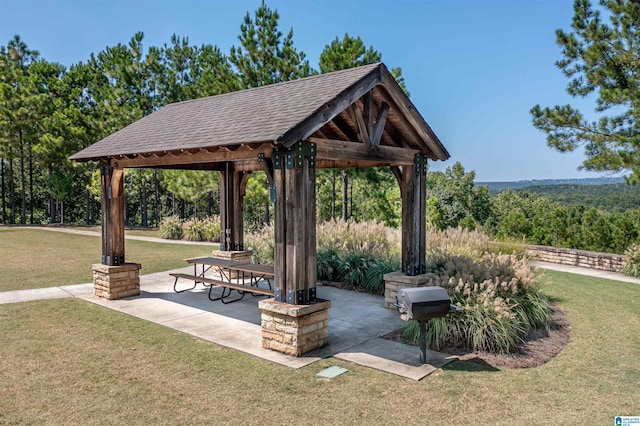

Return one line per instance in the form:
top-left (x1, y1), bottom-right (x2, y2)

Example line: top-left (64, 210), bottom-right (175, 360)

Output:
top-left (212, 250), bottom-right (253, 279)
top-left (92, 263), bottom-right (141, 300)
top-left (383, 271), bottom-right (438, 310)
top-left (259, 299), bottom-right (331, 356)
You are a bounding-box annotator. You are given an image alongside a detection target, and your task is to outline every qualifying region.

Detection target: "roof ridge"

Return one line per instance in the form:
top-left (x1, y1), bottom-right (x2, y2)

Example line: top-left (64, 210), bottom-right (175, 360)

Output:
top-left (166, 62), bottom-right (383, 108)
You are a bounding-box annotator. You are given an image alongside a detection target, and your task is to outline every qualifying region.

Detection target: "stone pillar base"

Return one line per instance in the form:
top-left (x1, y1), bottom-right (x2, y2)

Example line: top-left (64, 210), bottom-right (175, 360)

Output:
top-left (92, 263), bottom-right (141, 300)
top-left (212, 250), bottom-right (253, 279)
top-left (383, 271), bottom-right (437, 310)
top-left (259, 299), bottom-right (331, 356)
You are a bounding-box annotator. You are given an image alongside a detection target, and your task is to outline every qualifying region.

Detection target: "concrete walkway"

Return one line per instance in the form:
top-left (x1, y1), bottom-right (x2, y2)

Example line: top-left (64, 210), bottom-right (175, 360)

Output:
top-left (16, 226), bottom-right (219, 246)
top-left (532, 261), bottom-right (640, 285)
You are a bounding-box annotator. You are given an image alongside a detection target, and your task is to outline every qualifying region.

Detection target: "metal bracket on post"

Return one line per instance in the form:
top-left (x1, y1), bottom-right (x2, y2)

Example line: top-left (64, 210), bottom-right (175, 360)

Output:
top-left (286, 289), bottom-right (296, 305)
top-left (274, 288), bottom-right (283, 302)
top-left (414, 153), bottom-right (427, 175)
top-left (273, 150), bottom-right (282, 170)
top-left (269, 185), bottom-right (276, 203)
top-left (308, 287), bottom-right (316, 302)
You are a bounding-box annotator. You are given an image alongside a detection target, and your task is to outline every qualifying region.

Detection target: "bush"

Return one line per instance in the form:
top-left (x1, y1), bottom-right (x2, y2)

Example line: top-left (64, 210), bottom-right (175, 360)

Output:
top-left (159, 216), bottom-right (182, 240)
top-left (403, 249), bottom-right (552, 354)
top-left (244, 225), bottom-right (274, 265)
top-left (317, 249), bottom-right (342, 281)
top-left (363, 259), bottom-right (400, 294)
top-left (202, 215), bottom-right (221, 242)
top-left (183, 218), bottom-right (207, 241)
top-left (317, 219), bottom-right (400, 261)
top-left (622, 243), bottom-right (640, 277)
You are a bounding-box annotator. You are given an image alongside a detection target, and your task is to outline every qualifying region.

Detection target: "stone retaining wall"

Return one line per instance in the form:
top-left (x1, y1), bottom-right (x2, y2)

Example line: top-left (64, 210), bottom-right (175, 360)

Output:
top-left (527, 245), bottom-right (625, 272)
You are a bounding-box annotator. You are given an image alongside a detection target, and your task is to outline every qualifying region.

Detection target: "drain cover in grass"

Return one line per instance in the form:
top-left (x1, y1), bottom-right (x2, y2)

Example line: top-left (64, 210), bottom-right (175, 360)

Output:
top-left (316, 366), bottom-right (349, 379)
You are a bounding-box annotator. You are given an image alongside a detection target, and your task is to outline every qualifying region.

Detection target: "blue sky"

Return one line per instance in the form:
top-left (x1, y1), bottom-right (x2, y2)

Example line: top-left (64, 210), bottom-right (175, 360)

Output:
top-left (0, 0), bottom-right (616, 181)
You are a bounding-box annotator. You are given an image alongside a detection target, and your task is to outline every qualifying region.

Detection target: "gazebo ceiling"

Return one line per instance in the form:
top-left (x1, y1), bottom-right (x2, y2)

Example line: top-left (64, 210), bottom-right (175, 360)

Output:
top-left (70, 63), bottom-right (449, 168)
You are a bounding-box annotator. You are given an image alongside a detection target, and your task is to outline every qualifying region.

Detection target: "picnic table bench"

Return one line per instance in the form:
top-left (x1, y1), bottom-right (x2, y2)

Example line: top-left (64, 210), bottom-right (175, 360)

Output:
top-left (170, 256), bottom-right (274, 304)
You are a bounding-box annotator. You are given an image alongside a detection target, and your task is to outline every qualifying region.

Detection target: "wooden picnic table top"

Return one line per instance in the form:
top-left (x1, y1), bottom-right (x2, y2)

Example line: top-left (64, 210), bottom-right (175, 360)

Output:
top-left (232, 263), bottom-right (274, 277)
top-left (183, 256), bottom-right (244, 268)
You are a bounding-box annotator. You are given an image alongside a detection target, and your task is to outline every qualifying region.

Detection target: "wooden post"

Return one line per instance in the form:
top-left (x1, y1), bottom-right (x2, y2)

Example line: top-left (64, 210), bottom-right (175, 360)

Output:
top-left (272, 142), bottom-right (317, 304)
top-left (100, 162), bottom-right (125, 266)
top-left (400, 154), bottom-right (427, 275)
top-left (220, 163), bottom-right (250, 251)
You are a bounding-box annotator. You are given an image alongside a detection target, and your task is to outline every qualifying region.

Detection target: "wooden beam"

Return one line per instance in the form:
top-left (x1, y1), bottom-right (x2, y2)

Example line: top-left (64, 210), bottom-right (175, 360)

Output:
top-left (112, 143), bottom-right (273, 168)
top-left (308, 137), bottom-right (419, 165)
top-left (390, 166), bottom-right (402, 186)
top-left (278, 67), bottom-right (381, 146)
top-left (380, 69), bottom-right (449, 160)
top-left (371, 102), bottom-right (389, 148)
top-left (259, 156), bottom-right (275, 186)
top-left (316, 159), bottom-right (391, 169)
top-left (349, 104), bottom-right (370, 147)
top-left (362, 91), bottom-right (373, 139)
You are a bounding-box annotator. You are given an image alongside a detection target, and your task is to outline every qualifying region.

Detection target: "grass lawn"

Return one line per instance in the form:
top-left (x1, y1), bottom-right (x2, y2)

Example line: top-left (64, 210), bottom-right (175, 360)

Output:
top-left (125, 228), bottom-right (162, 238)
top-left (0, 228), bottom-right (213, 291)
top-left (0, 269), bottom-right (638, 425)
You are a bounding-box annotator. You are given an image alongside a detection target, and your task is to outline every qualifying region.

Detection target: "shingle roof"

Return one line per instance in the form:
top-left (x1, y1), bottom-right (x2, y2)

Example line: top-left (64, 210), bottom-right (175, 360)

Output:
top-left (70, 63), bottom-right (449, 162)
top-left (71, 64), bottom-right (385, 161)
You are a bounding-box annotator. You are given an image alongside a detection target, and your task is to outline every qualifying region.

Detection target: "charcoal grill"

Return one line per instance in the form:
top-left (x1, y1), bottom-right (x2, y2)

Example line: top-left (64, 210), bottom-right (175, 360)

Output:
top-left (396, 286), bottom-right (458, 364)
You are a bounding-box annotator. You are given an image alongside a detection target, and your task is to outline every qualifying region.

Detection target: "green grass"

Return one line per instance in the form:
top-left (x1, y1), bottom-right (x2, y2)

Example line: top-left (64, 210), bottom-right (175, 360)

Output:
top-left (0, 228), bottom-right (213, 291)
top-left (0, 269), bottom-right (638, 424)
top-left (125, 228), bottom-right (162, 238)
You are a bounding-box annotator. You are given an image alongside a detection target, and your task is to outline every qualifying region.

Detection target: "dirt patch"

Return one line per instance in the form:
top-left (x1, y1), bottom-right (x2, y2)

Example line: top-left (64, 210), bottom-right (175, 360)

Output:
top-left (383, 304), bottom-right (571, 369)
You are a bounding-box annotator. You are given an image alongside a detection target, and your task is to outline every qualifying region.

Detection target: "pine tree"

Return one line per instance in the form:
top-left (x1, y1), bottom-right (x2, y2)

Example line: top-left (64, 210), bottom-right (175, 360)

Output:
top-left (531, 0), bottom-right (640, 183)
top-left (230, 1), bottom-right (313, 88)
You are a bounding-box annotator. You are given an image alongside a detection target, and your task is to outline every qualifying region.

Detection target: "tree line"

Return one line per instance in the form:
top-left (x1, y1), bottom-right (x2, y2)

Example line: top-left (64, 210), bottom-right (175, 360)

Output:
top-left (0, 1), bottom-right (407, 227)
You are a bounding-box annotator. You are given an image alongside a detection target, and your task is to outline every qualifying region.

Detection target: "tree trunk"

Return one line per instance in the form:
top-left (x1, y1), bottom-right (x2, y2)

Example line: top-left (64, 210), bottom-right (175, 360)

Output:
top-left (264, 200), bottom-right (270, 225)
top-left (350, 180), bottom-right (353, 219)
top-left (141, 177), bottom-right (148, 226)
top-left (60, 201), bottom-right (64, 224)
top-left (341, 170), bottom-right (348, 221)
top-left (85, 185), bottom-right (91, 224)
top-left (1, 158), bottom-right (6, 224)
top-left (207, 191), bottom-right (213, 217)
top-left (331, 170), bottom-right (336, 220)
top-left (124, 194), bottom-right (129, 226)
top-left (153, 170), bottom-right (160, 226)
top-left (179, 198), bottom-right (185, 219)
top-left (28, 140), bottom-right (33, 224)
top-left (9, 146), bottom-right (15, 225)
top-left (20, 130), bottom-right (26, 225)
top-left (48, 166), bottom-right (56, 223)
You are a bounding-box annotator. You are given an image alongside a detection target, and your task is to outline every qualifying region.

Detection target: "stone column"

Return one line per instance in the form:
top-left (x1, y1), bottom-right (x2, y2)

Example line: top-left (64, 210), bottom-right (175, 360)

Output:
top-left (259, 299), bottom-right (331, 356)
top-left (211, 249), bottom-right (253, 279)
top-left (93, 263), bottom-right (141, 300)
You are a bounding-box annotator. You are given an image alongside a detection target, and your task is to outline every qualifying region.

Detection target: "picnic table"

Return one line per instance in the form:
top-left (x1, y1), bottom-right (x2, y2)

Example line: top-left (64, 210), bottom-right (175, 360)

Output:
top-left (170, 256), bottom-right (274, 304)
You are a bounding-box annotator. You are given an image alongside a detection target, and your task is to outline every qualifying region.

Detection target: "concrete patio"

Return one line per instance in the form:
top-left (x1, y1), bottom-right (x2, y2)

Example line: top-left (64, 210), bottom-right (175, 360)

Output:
top-left (0, 267), bottom-right (456, 380)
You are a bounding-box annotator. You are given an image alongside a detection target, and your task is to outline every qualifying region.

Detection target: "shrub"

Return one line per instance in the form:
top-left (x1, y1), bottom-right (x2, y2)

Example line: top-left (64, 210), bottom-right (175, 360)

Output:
top-left (404, 249), bottom-right (552, 354)
top-left (317, 249), bottom-right (342, 282)
top-left (244, 225), bottom-right (274, 265)
top-left (622, 243), bottom-right (640, 277)
top-left (363, 259), bottom-right (401, 295)
top-left (338, 253), bottom-right (376, 288)
top-left (183, 218), bottom-right (207, 241)
top-left (202, 215), bottom-right (221, 242)
top-left (317, 219), bottom-right (400, 261)
top-left (159, 216), bottom-right (182, 240)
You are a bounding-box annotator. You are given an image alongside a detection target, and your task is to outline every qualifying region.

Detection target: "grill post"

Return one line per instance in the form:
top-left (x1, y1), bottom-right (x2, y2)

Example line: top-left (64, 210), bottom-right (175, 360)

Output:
top-left (418, 320), bottom-right (428, 364)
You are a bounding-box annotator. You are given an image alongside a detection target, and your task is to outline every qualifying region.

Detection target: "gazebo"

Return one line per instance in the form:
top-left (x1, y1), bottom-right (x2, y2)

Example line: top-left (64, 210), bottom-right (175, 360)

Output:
top-left (70, 63), bottom-right (450, 356)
